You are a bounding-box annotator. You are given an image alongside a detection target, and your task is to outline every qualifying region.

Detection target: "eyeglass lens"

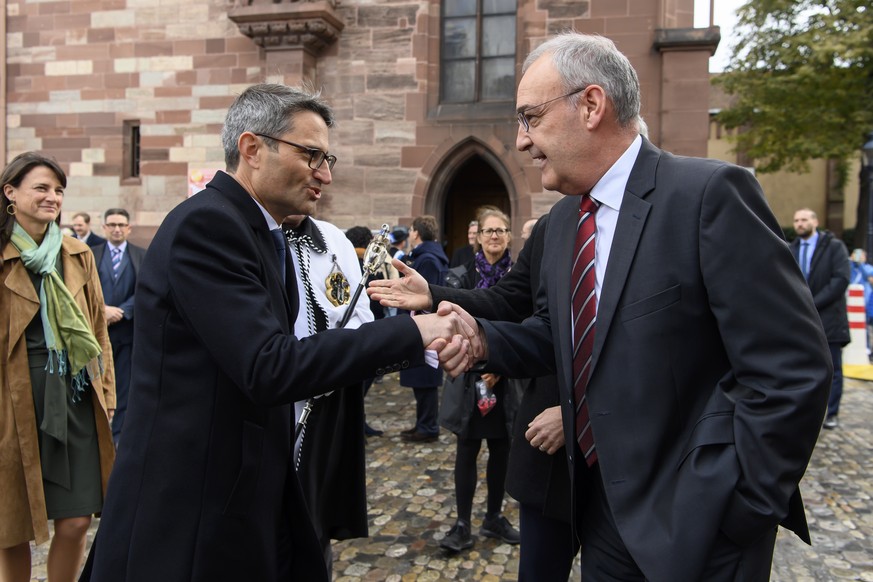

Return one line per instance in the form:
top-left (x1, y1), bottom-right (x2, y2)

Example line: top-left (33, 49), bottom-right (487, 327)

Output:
top-left (254, 133), bottom-right (336, 171)
top-left (517, 87), bottom-right (586, 132)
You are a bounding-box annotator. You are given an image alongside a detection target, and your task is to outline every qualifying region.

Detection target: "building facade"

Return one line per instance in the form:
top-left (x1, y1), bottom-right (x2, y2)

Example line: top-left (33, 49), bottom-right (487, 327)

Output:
top-left (707, 99), bottom-right (862, 237)
top-left (2, 0), bottom-right (717, 254)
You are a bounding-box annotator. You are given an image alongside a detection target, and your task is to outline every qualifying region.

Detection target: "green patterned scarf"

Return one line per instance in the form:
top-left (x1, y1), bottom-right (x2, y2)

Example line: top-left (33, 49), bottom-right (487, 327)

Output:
top-left (10, 221), bottom-right (103, 401)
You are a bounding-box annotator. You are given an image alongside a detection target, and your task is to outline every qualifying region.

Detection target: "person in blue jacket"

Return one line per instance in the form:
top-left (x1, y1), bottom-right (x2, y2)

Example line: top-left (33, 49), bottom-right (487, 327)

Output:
top-left (399, 215), bottom-right (448, 443)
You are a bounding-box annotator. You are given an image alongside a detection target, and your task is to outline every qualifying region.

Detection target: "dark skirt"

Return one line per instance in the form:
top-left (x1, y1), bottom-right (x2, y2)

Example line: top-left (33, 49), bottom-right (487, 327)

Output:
top-left (27, 348), bottom-right (103, 520)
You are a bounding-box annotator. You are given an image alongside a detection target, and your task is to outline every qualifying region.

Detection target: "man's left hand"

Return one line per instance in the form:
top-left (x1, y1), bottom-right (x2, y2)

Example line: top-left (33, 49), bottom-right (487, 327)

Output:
top-left (525, 406), bottom-right (564, 455)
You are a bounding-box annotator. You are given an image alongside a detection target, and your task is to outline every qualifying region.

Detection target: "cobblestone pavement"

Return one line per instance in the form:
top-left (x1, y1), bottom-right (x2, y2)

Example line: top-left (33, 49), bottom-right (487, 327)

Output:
top-left (30, 377), bottom-right (873, 581)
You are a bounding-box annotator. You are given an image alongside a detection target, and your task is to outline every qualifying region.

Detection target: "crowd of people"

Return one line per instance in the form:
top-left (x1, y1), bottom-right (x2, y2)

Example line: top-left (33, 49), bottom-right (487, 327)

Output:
top-left (0, 30), bottom-right (841, 582)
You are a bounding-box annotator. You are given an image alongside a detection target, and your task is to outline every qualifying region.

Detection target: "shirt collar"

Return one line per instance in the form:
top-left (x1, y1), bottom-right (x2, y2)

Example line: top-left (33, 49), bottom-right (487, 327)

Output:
top-left (589, 134), bottom-right (642, 210)
top-left (251, 198), bottom-right (280, 231)
top-left (109, 241), bottom-right (128, 253)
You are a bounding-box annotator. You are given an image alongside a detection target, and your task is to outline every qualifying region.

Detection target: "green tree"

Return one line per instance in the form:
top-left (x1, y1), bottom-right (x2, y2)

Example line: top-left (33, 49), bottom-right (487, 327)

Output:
top-left (713, 0), bottom-right (873, 174)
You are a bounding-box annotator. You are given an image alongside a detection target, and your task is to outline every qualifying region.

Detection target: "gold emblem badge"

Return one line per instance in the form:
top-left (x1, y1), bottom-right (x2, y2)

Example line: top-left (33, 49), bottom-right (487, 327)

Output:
top-left (325, 255), bottom-right (350, 306)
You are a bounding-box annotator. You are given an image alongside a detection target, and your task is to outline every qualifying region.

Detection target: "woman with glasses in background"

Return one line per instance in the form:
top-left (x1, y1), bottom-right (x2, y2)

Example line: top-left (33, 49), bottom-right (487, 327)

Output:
top-left (0, 152), bottom-right (115, 582)
top-left (439, 207), bottom-right (521, 552)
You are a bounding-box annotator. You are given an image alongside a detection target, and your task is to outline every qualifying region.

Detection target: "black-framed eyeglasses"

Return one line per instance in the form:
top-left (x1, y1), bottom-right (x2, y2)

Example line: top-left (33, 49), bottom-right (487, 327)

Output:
top-left (479, 228), bottom-right (510, 237)
top-left (254, 133), bottom-right (337, 171)
top-left (104, 223), bottom-right (129, 229)
top-left (517, 87), bottom-right (587, 133)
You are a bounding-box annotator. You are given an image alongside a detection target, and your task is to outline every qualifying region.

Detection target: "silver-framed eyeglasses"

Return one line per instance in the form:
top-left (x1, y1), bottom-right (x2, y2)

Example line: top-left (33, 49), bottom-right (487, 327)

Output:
top-left (254, 133), bottom-right (337, 171)
top-left (480, 228), bottom-right (510, 237)
top-left (517, 87), bottom-right (587, 133)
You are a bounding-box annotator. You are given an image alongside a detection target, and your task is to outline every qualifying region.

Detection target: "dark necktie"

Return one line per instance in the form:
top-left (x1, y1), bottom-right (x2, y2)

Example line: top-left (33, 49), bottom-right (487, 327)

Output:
top-left (270, 228), bottom-right (287, 282)
top-left (800, 242), bottom-right (809, 279)
top-left (111, 247), bottom-right (123, 279)
top-left (572, 195), bottom-right (598, 467)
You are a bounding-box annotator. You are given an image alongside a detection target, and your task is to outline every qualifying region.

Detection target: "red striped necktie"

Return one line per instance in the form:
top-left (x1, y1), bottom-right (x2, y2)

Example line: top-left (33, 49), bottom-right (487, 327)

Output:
top-left (571, 195), bottom-right (598, 466)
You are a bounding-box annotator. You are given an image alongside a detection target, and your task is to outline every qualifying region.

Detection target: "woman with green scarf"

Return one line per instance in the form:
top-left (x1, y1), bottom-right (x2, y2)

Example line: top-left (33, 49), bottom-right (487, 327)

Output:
top-left (0, 152), bottom-right (116, 582)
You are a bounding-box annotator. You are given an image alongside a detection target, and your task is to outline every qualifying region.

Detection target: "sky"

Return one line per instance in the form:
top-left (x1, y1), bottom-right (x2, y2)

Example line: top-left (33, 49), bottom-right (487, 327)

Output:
top-left (694, 0), bottom-right (745, 72)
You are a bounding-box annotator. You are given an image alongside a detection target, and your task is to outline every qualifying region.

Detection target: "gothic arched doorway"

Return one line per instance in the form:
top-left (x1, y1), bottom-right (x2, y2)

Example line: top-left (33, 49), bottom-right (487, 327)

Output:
top-left (441, 156), bottom-right (511, 259)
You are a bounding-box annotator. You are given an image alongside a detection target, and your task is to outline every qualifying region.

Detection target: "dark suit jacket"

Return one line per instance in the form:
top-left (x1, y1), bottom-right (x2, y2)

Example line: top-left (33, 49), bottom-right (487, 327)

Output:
top-left (790, 231), bottom-right (850, 345)
top-left (479, 139), bottom-right (831, 581)
top-left (450, 244), bottom-right (474, 268)
top-left (82, 231), bottom-right (106, 248)
top-left (93, 241), bottom-right (146, 346)
top-left (82, 171), bottom-right (425, 582)
top-left (431, 217), bottom-right (571, 520)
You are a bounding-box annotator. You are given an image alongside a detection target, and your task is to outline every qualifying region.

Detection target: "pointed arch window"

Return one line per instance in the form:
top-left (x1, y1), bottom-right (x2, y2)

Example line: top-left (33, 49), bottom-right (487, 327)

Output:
top-left (441, 0), bottom-right (516, 104)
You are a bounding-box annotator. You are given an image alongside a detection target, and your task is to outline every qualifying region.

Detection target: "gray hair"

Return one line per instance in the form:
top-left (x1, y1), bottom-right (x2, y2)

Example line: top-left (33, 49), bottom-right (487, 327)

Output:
top-left (221, 83), bottom-right (335, 171)
top-left (523, 33), bottom-right (641, 130)
top-left (637, 115), bottom-right (649, 138)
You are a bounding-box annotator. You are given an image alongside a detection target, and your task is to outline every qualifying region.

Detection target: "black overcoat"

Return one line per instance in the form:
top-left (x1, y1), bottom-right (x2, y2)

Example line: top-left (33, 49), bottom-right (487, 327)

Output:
top-left (81, 171), bottom-right (424, 582)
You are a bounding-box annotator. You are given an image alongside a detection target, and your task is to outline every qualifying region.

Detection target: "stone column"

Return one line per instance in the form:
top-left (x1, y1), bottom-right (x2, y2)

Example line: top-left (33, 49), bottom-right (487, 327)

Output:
top-left (654, 27), bottom-right (720, 158)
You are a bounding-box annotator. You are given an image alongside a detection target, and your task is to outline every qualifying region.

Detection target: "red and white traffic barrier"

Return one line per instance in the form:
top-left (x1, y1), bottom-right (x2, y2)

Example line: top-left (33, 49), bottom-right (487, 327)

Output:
top-left (843, 284), bottom-right (868, 365)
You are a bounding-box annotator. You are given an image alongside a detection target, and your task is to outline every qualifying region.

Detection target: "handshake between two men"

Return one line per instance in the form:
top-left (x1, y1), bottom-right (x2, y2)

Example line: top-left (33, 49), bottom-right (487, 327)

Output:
top-left (370, 259), bottom-right (487, 378)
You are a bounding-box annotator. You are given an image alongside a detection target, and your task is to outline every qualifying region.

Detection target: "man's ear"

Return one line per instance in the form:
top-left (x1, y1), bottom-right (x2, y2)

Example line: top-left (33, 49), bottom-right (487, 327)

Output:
top-left (238, 132), bottom-right (262, 170)
top-left (579, 85), bottom-right (608, 130)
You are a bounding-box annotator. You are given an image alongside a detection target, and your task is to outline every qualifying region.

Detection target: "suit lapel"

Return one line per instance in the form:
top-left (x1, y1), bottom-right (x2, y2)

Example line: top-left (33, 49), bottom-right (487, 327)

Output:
top-left (92, 243), bottom-right (105, 267)
top-left (550, 195), bottom-right (580, 395)
top-left (97, 245), bottom-right (116, 293)
top-left (210, 171), bottom-right (299, 328)
top-left (115, 251), bottom-right (130, 279)
top-left (590, 140), bottom-right (658, 373)
top-left (592, 196), bottom-right (650, 370)
top-left (808, 234), bottom-right (826, 275)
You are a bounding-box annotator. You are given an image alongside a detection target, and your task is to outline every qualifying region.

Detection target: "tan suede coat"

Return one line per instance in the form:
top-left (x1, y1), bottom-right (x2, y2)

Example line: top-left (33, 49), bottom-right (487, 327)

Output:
top-left (0, 235), bottom-right (115, 548)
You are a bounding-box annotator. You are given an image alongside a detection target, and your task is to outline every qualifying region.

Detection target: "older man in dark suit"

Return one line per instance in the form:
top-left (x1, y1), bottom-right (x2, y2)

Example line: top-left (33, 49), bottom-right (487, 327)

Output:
top-left (435, 33), bottom-right (830, 581)
top-left (92, 208), bottom-right (146, 445)
top-left (80, 84), bottom-right (473, 582)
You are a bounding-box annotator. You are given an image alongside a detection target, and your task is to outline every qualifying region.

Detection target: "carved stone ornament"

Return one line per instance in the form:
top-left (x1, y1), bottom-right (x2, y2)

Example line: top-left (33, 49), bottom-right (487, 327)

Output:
top-left (228, 0), bottom-right (344, 54)
top-left (653, 26), bottom-right (721, 55)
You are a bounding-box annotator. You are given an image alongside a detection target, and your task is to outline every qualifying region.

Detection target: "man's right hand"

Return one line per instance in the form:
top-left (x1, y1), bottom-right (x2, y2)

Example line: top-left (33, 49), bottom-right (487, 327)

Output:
top-left (105, 305), bottom-right (124, 325)
top-left (367, 259), bottom-right (432, 312)
top-left (412, 303), bottom-right (473, 348)
top-left (412, 301), bottom-right (487, 377)
top-left (430, 302), bottom-right (487, 377)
